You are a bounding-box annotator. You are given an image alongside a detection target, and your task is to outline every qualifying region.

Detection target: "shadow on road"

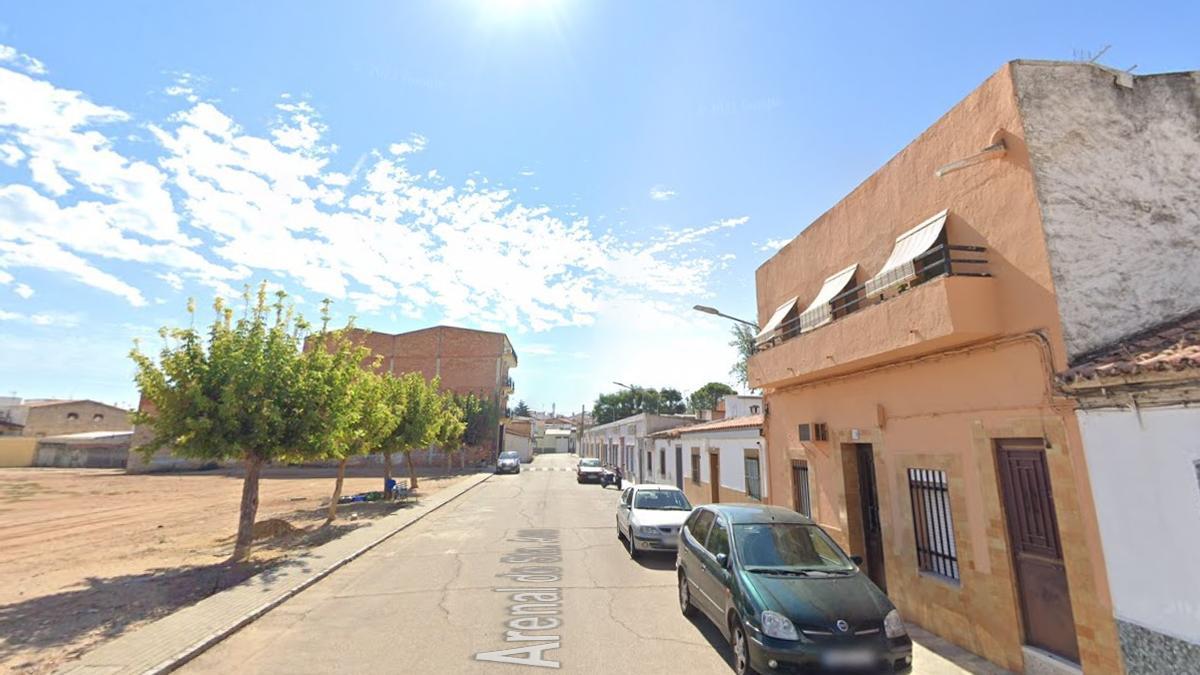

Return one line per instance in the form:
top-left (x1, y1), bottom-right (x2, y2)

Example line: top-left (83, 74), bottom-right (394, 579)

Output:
top-left (687, 613), bottom-right (737, 670)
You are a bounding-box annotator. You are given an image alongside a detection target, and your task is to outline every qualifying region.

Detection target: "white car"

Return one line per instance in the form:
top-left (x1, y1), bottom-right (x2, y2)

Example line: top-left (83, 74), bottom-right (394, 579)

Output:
top-left (616, 485), bottom-right (694, 559)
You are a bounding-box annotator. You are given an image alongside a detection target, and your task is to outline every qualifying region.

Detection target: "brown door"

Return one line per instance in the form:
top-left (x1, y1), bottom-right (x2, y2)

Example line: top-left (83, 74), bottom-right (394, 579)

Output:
top-left (996, 439), bottom-right (1080, 664)
top-left (792, 460), bottom-right (811, 517)
top-left (855, 444), bottom-right (887, 593)
top-left (709, 453), bottom-right (720, 503)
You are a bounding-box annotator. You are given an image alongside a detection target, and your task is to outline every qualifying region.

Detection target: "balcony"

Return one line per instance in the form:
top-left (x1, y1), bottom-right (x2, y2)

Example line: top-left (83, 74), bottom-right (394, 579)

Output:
top-left (502, 376), bottom-right (515, 394)
top-left (749, 247), bottom-right (998, 389)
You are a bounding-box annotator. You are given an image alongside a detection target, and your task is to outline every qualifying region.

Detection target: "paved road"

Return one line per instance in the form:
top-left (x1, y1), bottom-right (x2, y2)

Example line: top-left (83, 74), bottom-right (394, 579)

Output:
top-left (181, 453), bottom-right (998, 674)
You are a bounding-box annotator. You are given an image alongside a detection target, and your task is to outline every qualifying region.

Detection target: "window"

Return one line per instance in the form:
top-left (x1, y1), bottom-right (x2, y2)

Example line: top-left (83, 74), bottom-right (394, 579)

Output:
top-left (744, 451), bottom-right (762, 500)
top-left (659, 449), bottom-right (666, 475)
top-left (798, 424), bottom-right (811, 441)
top-left (750, 405), bottom-right (760, 414)
top-left (705, 519), bottom-right (730, 557)
top-left (66, 412), bottom-right (79, 421)
top-left (688, 509), bottom-right (715, 544)
top-left (907, 468), bottom-right (959, 581)
top-left (691, 450), bottom-right (701, 484)
top-left (621, 487), bottom-right (633, 506)
top-left (92, 413), bottom-right (105, 422)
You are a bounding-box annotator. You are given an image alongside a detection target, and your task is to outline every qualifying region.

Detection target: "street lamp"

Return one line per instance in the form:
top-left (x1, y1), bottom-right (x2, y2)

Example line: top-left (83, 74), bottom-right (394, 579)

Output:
top-left (693, 304), bottom-right (758, 329)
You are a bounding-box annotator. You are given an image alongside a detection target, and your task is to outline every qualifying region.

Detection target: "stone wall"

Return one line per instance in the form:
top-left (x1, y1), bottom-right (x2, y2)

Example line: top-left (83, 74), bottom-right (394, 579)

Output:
top-left (1014, 62), bottom-right (1200, 360)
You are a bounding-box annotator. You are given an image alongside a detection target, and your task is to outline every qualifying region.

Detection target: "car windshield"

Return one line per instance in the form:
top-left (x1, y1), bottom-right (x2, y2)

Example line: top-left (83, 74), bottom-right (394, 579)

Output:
top-left (580, 458), bottom-right (601, 467)
top-left (633, 490), bottom-right (691, 510)
top-left (499, 452), bottom-right (519, 460)
top-left (733, 523), bottom-right (855, 573)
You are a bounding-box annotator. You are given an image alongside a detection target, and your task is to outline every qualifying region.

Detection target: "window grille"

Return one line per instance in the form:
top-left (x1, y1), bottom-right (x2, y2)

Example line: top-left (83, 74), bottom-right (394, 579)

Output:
top-left (907, 468), bottom-right (959, 580)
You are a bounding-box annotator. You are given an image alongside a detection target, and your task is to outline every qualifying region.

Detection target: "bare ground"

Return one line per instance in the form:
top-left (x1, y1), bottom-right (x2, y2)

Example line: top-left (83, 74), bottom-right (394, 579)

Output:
top-left (0, 465), bottom-right (477, 674)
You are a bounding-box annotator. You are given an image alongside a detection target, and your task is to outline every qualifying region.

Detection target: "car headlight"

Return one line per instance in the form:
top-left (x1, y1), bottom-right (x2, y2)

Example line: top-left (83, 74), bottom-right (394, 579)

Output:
top-left (884, 609), bottom-right (907, 638)
top-left (635, 525), bottom-right (661, 537)
top-left (760, 610), bottom-right (800, 641)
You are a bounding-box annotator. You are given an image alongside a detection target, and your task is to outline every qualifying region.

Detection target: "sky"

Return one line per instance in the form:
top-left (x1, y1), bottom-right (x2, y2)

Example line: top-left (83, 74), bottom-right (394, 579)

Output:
top-left (0, 1), bottom-right (1196, 413)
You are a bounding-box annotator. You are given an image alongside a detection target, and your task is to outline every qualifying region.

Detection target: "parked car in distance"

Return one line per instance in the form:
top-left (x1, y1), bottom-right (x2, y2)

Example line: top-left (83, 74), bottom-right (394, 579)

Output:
top-left (616, 484), bottom-right (692, 559)
top-left (576, 457), bottom-right (603, 483)
top-left (495, 451), bottom-right (521, 474)
top-left (677, 504), bottom-right (913, 675)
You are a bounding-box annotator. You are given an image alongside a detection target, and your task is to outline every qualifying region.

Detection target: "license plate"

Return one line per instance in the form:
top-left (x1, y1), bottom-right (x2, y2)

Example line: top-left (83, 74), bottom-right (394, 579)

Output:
top-left (663, 535), bottom-right (678, 546)
top-left (821, 649), bottom-right (876, 669)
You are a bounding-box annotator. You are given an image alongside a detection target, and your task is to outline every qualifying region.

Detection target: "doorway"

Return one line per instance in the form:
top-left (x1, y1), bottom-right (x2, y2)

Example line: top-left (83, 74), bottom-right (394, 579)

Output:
top-left (996, 439), bottom-right (1080, 663)
top-left (792, 460), bottom-right (811, 517)
top-left (709, 452), bottom-right (720, 503)
top-left (674, 446), bottom-right (683, 489)
top-left (850, 443), bottom-right (887, 593)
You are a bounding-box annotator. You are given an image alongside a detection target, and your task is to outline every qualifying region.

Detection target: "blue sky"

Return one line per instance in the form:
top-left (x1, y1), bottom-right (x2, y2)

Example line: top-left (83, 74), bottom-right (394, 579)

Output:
top-left (0, 1), bottom-right (1196, 413)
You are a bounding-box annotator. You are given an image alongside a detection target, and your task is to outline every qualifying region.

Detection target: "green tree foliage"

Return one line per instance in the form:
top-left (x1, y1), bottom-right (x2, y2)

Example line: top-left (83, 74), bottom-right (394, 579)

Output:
top-left (591, 386), bottom-right (685, 423)
top-left (459, 393), bottom-right (500, 458)
top-left (130, 285), bottom-right (347, 561)
top-left (382, 373), bottom-right (442, 490)
top-left (324, 363), bottom-right (397, 522)
top-left (729, 323), bottom-right (757, 390)
top-left (512, 400), bottom-right (531, 417)
top-left (434, 392), bottom-right (467, 469)
top-left (687, 381), bottom-right (737, 413)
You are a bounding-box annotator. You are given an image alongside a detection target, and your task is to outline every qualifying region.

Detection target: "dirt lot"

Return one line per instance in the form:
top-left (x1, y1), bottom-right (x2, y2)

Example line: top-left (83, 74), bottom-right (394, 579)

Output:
top-left (0, 466), bottom-right (478, 674)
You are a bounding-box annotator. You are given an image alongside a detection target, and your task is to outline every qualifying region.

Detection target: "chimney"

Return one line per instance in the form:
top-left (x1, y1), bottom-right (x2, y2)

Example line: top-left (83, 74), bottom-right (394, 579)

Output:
top-left (712, 398), bottom-right (726, 421)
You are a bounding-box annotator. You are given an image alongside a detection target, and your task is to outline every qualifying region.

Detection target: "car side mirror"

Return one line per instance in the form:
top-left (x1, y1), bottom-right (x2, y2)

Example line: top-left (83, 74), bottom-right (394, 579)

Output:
top-left (715, 553), bottom-right (729, 569)
top-left (851, 555), bottom-right (863, 566)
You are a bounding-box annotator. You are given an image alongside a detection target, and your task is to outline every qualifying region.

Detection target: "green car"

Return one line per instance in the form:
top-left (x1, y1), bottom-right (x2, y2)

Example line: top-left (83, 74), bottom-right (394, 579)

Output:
top-left (676, 504), bottom-right (913, 674)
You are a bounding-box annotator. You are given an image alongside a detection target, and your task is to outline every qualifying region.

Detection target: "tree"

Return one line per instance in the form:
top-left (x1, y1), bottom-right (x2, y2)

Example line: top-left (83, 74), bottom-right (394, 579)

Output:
top-left (687, 381), bottom-right (737, 413)
top-left (729, 323), bottom-right (757, 390)
top-left (382, 373), bottom-right (441, 491)
top-left (130, 285), bottom-right (336, 561)
top-left (434, 392), bottom-right (466, 469)
top-left (658, 388), bottom-right (686, 414)
top-left (591, 386), bottom-right (685, 422)
top-left (513, 400), bottom-right (531, 417)
top-left (460, 393), bottom-right (500, 465)
top-left (324, 366), bottom-right (395, 522)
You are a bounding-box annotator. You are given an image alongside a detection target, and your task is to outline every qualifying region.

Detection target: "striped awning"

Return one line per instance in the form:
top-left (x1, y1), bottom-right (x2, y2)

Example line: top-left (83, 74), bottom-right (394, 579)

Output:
top-left (755, 296), bottom-right (799, 346)
top-left (797, 264), bottom-right (858, 333)
top-left (865, 210), bottom-right (948, 296)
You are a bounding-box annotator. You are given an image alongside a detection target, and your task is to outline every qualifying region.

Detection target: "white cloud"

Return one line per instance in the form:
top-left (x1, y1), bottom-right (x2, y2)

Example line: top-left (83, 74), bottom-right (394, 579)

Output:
top-left (0, 44), bottom-right (46, 75)
top-left (758, 237), bottom-right (790, 252)
top-left (13, 282), bottom-right (32, 298)
top-left (0, 48), bottom-right (746, 334)
top-left (649, 185), bottom-right (677, 201)
top-left (0, 306), bottom-right (80, 327)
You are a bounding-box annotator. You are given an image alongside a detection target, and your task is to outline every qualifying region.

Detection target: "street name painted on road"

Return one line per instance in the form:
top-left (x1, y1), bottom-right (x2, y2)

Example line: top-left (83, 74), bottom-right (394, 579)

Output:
top-left (475, 529), bottom-right (564, 669)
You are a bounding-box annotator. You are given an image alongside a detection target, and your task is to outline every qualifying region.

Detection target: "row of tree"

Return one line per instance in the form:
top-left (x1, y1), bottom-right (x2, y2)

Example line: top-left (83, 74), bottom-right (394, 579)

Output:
top-left (130, 286), bottom-right (497, 561)
top-left (591, 382), bottom-right (738, 423)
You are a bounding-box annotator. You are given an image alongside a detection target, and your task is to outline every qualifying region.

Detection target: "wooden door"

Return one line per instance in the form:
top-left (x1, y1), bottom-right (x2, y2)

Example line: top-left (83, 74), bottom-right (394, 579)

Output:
top-left (675, 447), bottom-right (684, 489)
top-left (996, 439), bottom-right (1080, 664)
top-left (709, 452), bottom-right (720, 503)
top-left (855, 444), bottom-right (887, 593)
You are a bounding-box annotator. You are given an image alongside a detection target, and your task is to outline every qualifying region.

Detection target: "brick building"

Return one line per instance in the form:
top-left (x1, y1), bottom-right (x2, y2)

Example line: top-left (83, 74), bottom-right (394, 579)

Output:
top-left (0, 399), bottom-right (132, 438)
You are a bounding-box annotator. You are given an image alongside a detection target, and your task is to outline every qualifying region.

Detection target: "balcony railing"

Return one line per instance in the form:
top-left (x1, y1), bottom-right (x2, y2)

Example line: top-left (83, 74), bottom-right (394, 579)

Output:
top-left (757, 243), bottom-right (990, 352)
top-left (502, 376), bottom-right (515, 391)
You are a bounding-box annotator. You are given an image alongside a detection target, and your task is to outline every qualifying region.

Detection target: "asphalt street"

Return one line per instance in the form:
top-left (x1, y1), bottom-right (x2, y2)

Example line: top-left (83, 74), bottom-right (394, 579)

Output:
top-left (180, 453), bottom-right (994, 674)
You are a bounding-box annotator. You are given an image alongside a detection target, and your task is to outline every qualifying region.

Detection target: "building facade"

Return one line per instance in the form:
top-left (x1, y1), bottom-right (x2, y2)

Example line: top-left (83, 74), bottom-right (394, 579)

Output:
top-left (0, 399), bottom-right (132, 438)
top-left (580, 413), bottom-right (696, 483)
top-left (1059, 311), bottom-right (1200, 674)
top-left (650, 401), bottom-right (764, 506)
top-left (749, 61), bottom-right (1199, 674)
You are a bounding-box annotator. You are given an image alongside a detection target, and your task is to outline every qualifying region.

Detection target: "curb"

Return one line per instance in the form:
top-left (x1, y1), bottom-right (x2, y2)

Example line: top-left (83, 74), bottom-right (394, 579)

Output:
top-left (60, 471), bottom-right (493, 675)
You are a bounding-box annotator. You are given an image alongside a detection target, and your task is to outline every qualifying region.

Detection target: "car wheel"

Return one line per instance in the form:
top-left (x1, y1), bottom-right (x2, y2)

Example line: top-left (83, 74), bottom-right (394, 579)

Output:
top-left (678, 572), bottom-right (696, 618)
top-left (627, 527), bottom-right (640, 559)
top-left (731, 621), bottom-right (758, 675)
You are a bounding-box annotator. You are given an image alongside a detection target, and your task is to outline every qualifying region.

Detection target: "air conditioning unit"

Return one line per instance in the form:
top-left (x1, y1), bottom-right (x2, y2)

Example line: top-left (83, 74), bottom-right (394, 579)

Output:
top-left (798, 423), bottom-right (828, 442)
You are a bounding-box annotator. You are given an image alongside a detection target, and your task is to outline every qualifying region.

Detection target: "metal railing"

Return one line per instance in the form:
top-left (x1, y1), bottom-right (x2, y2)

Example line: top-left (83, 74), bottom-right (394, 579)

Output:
top-left (756, 243), bottom-right (989, 352)
top-left (907, 468), bottom-right (960, 581)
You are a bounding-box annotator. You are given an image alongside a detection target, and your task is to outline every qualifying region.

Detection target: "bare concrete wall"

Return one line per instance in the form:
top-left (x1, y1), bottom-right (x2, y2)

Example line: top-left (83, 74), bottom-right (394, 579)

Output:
top-left (1014, 61), bottom-right (1200, 360)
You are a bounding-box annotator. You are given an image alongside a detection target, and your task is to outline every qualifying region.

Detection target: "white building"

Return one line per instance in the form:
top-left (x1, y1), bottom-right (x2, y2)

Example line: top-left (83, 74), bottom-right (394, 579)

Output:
top-left (1059, 311), bottom-right (1200, 673)
top-left (649, 395), bottom-right (765, 506)
top-left (580, 412), bottom-right (695, 483)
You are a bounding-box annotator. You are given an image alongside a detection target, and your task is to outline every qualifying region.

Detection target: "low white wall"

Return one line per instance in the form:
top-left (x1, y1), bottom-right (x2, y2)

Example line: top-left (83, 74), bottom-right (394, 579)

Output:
top-left (1079, 406), bottom-right (1200, 644)
top-left (504, 433), bottom-right (533, 462)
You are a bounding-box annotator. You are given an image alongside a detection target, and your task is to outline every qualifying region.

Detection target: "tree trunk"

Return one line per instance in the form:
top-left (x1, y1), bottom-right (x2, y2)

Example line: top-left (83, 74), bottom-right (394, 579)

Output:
top-left (406, 451), bottom-right (419, 490)
top-left (383, 451), bottom-right (393, 495)
top-left (232, 455), bottom-right (264, 562)
top-left (326, 458), bottom-right (348, 523)
top-left (445, 448), bottom-right (452, 471)
top-left (460, 448), bottom-right (467, 470)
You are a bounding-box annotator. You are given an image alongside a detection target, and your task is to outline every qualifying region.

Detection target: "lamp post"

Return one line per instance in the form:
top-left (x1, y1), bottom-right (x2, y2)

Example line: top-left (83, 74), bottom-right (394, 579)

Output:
top-left (693, 304), bottom-right (758, 329)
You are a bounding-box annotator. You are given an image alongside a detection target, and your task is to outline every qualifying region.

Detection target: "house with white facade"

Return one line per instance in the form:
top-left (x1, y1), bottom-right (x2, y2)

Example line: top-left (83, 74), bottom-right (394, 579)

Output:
top-left (580, 412), bottom-right (695, 483)
top-left (1059, 310), bottom-right (1200, 673)
top-left (649, 395), bottom-right (765, 506)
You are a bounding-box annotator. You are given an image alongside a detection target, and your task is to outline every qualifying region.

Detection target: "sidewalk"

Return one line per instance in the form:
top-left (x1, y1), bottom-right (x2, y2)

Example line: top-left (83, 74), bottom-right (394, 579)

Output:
top-left (58, 472), bottom-right (493, 675)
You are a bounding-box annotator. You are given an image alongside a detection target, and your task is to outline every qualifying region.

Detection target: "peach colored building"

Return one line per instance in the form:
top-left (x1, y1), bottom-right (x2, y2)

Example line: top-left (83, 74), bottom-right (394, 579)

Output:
top-left (750, 61), bottom-right (1200, 674)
